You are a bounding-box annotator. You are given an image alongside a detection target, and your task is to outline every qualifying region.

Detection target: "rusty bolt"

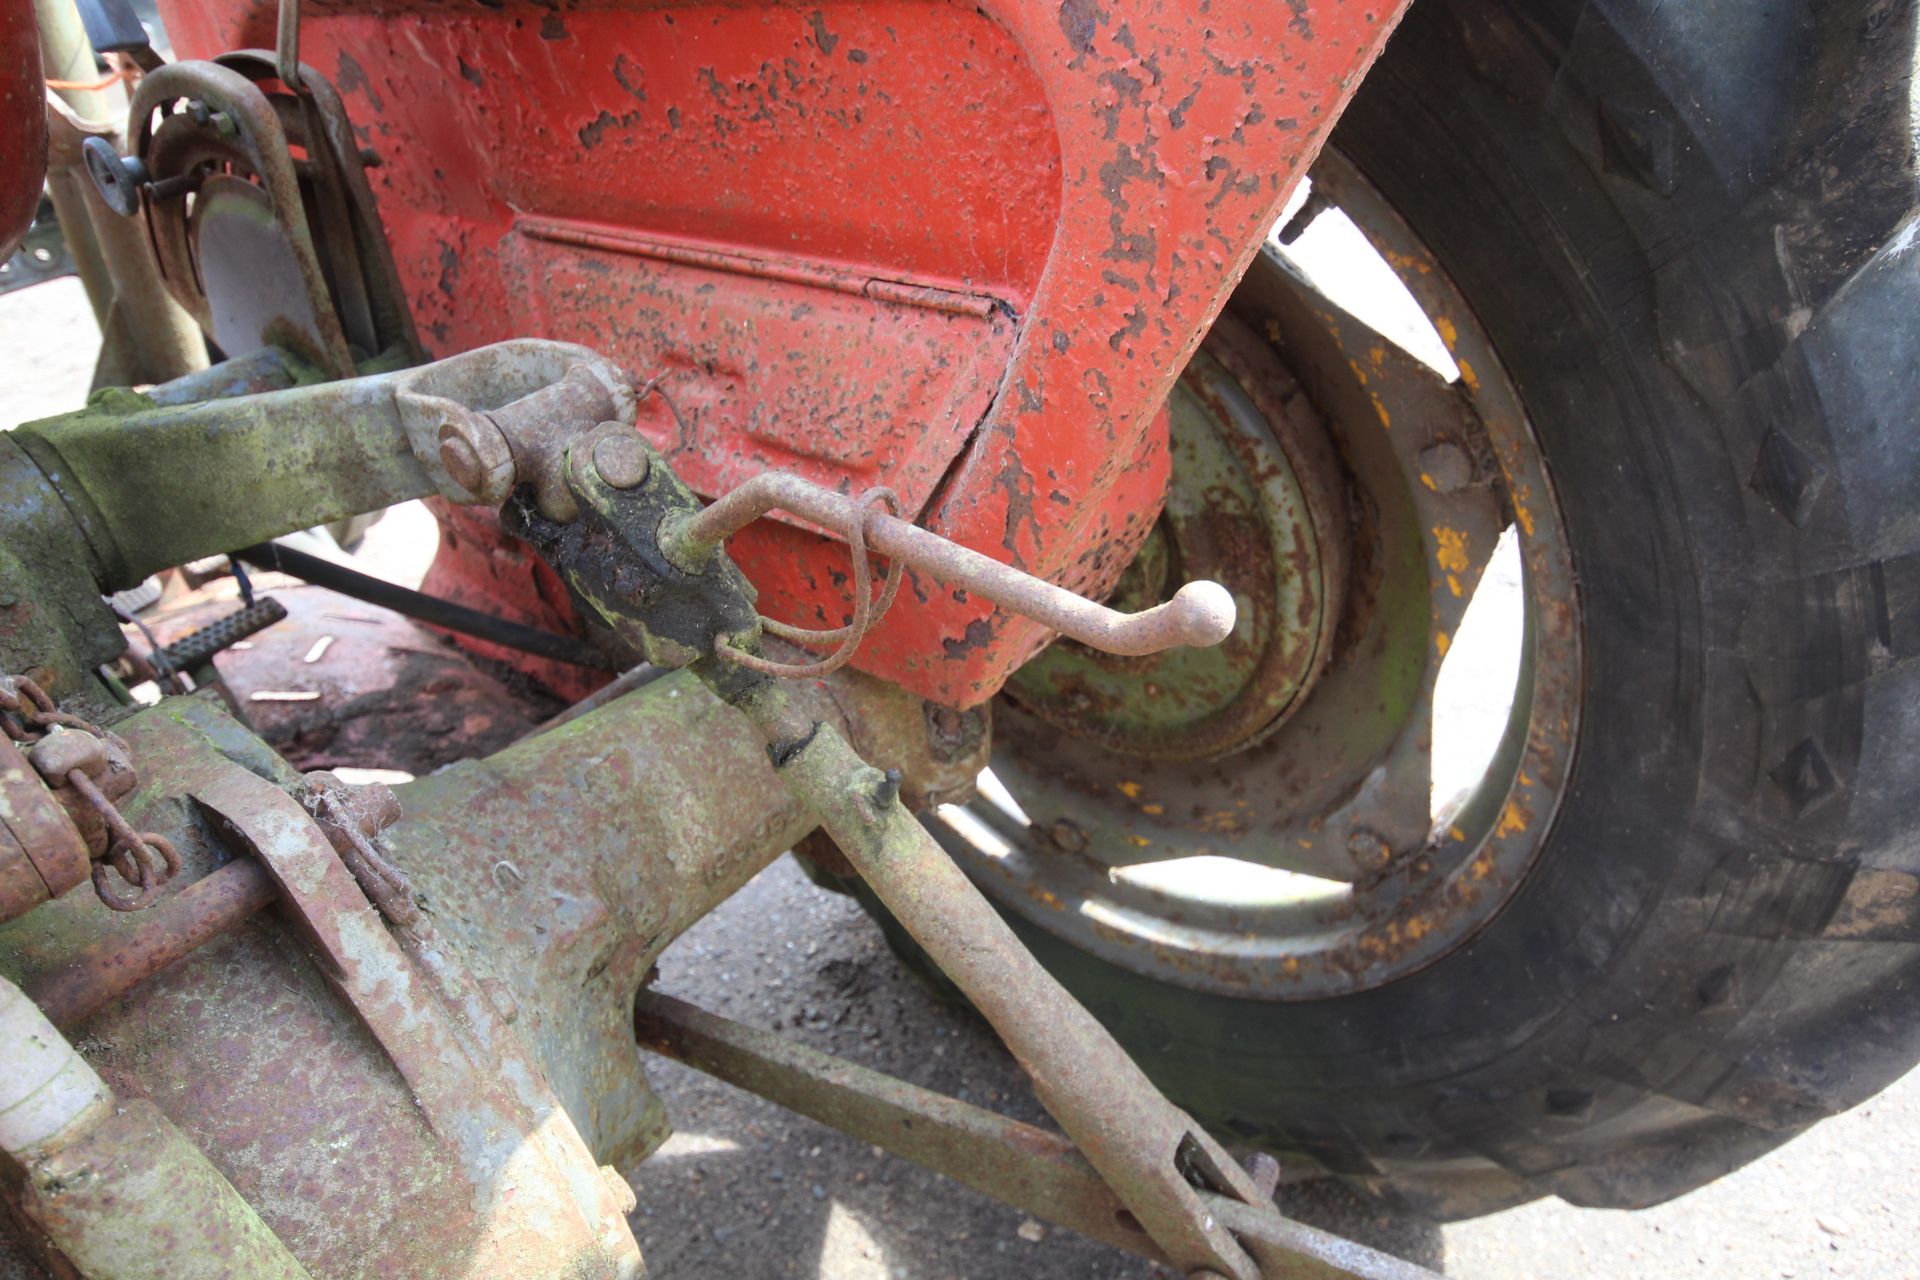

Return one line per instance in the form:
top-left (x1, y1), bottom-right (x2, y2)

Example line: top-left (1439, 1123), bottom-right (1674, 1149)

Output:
top-left (27, 728), bottom-right (105, 784)
top-left (1418, 442), bottom-right (1473, 493)
top-left (437, 407), bottom-right (516, 503)
top-left (1346, 827), bottom-right (1392, 870)
top-left (923, 702), bottom-right (979, 764)
top-left (1048, 818), bottom-right (1089, 854)
top-left (591, 430), bottom-right (651, 489)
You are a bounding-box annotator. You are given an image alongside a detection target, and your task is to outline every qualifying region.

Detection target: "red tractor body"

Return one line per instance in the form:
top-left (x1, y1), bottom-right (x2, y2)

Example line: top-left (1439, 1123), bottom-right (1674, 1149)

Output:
top-left (156, 0), bottom-right (1403, 705)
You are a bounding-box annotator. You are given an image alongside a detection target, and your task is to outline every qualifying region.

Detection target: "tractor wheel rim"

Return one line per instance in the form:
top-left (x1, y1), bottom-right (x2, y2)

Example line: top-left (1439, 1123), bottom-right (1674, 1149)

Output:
top-left (930, 149), bottom-right (1583, 1000)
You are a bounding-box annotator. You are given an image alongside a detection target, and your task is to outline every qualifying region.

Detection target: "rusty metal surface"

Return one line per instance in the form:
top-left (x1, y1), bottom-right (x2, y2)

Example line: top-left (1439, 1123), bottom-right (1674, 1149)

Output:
top-left (217, 48), bottom-right (422, 363)
top-left (24, 857), bottom-right (276, 1026)
top-left (673, 470), bottom-right (1237, 658)
top-left (139, 343), bottom-right (306, 405)
top-left (0, 434), bottom-right (126, 697)
top-left (65, 770), bottom-right (180, 911)
top-left (389, 337), bottom-right (635, 503)
top-left (3, 969), bottom-right (312, 1280)
top-left (0, 668), bottom-right (832, 1278)
top-left (443, 363), bottom-right (621, 518)
top-left (0, 737), bottom-right (89, 922)
top-left (292, 771), bottom-right (417, 925)
top-left (505, 385), bottom-right (1327, 1275)
top-left (382, 665), bottom-right (838, 1171)
top-left (13, 376), bottom-right (431, 593)
top-left (22, 1098), bottom-right (315, 1280)
top-left (634, 991), bottom-right (1441, 1280)
top-left (10, 339), bottom-right (628, 604)
top-left (0, 674), bottom-right (175, 915)
top-left (808, 663), bottom-right (988, 812)
top-left (41, 91), bottom-right (207, 390)
top-left (1, 703), bottom-right (496, 1280)
top-left (195, 765), bottom-right (641, 1277)
top-left (154, 0), bottom-right (1410, 708)
top-left (635, 990), bottom-right (1165, 1260)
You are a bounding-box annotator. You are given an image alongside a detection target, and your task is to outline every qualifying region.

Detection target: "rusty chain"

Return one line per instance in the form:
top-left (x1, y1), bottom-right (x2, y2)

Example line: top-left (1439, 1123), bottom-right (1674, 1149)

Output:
top-left (0, 673), bottom-right (179, 911)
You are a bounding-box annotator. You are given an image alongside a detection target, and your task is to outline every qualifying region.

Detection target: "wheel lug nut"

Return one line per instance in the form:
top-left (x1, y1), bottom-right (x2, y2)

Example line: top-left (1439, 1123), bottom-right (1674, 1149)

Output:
top-left (1418, 442), bottom-right (1473, 493)
top-left (1048, 818), bottom-right (1089, 854)
top-left (1346, 827), bottom-right (1392, 870)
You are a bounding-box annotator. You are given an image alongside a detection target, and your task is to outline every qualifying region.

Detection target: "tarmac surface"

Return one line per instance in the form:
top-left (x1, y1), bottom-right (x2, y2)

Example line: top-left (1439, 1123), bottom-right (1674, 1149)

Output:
top-left (6, 274), bottom-right (1918, 1280)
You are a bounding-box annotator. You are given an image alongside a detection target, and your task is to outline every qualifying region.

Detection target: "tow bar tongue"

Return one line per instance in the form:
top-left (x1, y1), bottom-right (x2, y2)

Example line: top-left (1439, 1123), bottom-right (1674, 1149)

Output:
top-left (504, 425), bottom-right (1434, 1279)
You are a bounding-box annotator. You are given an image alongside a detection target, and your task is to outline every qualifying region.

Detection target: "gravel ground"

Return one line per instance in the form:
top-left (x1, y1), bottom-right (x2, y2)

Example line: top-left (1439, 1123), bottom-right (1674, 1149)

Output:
top-left (6, 258), bottom-right (1917, 1280)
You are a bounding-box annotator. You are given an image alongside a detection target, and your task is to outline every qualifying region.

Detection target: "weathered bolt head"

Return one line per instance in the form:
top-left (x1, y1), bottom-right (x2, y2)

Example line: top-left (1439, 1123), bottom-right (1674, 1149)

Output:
top-left (1418, 441), bottom-right (1474, 493)
top-left (439, 433), bottom-right (483, 490)
top-left (1346, 827), bottom-right (1393, 870)
top-left (28, 728), bottom-right (106, 784)
top-left (924, 703), bottom-right (977, 761)
top-left (592, 431), bottom-right (651, 489)
top-left (1048, 817), bottom-right (1090, 854)
top-left (436, 408), bottom-right (516, 504)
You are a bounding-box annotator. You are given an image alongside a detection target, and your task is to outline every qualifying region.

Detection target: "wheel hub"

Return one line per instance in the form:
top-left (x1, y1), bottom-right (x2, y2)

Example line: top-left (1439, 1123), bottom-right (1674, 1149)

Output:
top-left (1004, 315), bottom-right (1348, 762)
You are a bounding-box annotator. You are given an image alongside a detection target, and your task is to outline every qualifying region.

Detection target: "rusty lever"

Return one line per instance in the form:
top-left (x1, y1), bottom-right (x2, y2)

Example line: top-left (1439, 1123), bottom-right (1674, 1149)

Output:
top-left (661, 471), bottom-right (1237, 657)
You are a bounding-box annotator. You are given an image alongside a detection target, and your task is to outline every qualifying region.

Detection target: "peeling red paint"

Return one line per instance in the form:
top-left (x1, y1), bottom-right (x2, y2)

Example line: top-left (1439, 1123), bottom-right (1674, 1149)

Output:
top-left (159, 0), bottom-right (1407, 706)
